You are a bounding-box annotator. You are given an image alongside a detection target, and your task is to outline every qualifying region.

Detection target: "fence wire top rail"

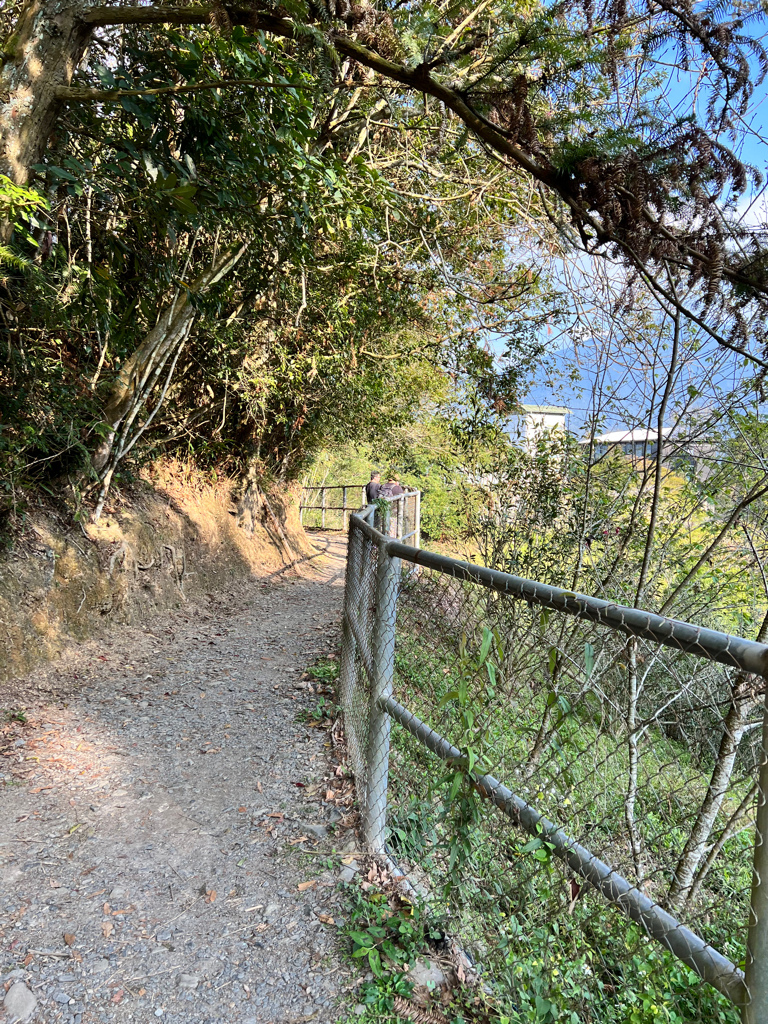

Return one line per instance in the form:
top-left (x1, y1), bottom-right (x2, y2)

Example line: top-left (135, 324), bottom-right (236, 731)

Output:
top-left (356, 528), bottom-right (768, 676)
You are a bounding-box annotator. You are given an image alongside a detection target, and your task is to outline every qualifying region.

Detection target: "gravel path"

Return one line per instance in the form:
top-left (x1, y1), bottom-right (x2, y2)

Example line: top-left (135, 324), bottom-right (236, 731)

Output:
top-left (0, 535), bottom-right (359, 1024)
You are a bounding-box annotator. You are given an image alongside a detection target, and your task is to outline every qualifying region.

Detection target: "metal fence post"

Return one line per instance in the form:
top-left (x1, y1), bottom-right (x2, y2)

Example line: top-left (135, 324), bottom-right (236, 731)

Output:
top-left (363, 539), bottom-right (401, 852)
top-left (414, 490), bottom-right (421, 548)
top-left (338, 520), bottom-right (362, 717)
top-left (744, 697), bottom-right (768, 1022)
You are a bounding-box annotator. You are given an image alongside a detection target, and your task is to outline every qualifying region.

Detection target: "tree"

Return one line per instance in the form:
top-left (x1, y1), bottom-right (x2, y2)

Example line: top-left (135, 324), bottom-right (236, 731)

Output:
top-left (3, 0), bottom-right (768, 364)
top-left (1, 13), bottom-right (545, 520)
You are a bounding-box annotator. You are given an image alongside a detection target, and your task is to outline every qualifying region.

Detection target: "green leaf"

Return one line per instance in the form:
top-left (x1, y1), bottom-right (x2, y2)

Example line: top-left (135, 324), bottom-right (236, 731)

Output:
top-left (367, 948), bottom-right (383, 977)
top-left (519, 837), bottom-right (543, 853)
top-left (479, 626), bottom-right (493, 664)
top-left (171, 195), bottom-right (198, 217)
top-left (438, 690), bottom-right (460, 707)
top-left (584, 641), bottom-right (595, 679)
top-left (548, 647), bottom-right (558, 676)
top-left (449, 772), bottom-right (462, 801)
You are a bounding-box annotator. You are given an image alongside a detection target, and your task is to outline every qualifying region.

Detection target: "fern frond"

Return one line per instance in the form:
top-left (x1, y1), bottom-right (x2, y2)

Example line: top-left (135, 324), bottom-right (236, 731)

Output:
top-left (0, 244), bottom-right (30, 271)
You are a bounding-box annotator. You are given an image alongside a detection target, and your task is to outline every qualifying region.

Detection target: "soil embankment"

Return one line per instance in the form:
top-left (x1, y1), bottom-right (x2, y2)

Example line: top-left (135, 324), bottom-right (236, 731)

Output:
top-left (0, 465), bottom-right (312, 685)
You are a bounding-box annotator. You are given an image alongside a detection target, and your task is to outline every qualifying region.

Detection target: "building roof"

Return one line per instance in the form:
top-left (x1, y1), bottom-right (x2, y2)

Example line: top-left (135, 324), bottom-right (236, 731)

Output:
top-left (521, 405), bottom-right (570, 415)
top-left (581, 426), bottom-right (673, 445)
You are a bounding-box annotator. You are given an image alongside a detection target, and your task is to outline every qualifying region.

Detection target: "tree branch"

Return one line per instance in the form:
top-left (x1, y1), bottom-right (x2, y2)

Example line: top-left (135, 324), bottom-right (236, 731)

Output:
top-left (79, 2), bottom-right (768, 359)
top-left (54, 78), bottom-right (320, 102)
top-left (84, 4), bottom-right (214, 27)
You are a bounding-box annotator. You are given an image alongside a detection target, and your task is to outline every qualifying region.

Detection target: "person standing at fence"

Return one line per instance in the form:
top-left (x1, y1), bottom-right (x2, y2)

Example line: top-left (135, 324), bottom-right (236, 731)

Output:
top-left (378, 473), bottom-right (404, 537)
top-left (365, 470), bottom-right (381, 504)
top-left (385, 473), bottom-right (403, 498)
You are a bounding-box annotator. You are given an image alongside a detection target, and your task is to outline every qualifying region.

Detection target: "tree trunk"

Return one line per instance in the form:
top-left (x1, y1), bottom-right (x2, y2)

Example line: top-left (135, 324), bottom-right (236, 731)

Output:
top-left (666, 688), bottom-right (756, 909)
top-left (1, 0), bottom-right (92, 237)
top-left (666, 608), bottom-right (768, 910)
top-left (89, 242), bottom-right (249, 516)
top-left (624, 638), bottom-right (646, 884)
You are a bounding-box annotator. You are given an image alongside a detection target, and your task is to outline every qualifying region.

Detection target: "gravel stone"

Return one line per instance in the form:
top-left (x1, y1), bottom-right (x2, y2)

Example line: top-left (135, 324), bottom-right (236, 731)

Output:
top-left (3, 982), bottom-right (37, 1022)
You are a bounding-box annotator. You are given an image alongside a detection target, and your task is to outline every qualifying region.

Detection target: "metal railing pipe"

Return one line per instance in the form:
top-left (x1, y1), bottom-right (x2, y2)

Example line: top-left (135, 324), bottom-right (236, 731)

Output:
top-left (380, 694), bottom-right (748, 1007)
top-left (380, 538), bottom-right (768, 676)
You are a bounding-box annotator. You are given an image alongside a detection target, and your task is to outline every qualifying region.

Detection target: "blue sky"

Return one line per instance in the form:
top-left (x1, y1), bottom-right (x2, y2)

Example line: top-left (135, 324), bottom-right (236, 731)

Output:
top-left (517, 16), bottom-right (768, 436)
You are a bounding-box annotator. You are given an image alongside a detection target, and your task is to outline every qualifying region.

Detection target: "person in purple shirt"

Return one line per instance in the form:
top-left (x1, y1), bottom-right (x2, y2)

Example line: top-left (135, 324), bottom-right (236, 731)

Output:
top-left (384, 473), bottom-right (404, 497)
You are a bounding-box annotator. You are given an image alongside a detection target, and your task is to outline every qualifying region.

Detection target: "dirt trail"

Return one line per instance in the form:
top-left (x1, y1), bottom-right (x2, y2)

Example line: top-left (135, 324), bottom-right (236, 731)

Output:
top-left (0, 534), bottom-right (359, 1024)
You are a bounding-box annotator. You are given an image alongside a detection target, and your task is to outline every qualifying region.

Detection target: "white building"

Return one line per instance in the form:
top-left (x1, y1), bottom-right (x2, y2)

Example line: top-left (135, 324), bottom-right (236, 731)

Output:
top-left (518, 405), bottom-right (570, 446)
top-left (584, 426), bottom-right (673, 462)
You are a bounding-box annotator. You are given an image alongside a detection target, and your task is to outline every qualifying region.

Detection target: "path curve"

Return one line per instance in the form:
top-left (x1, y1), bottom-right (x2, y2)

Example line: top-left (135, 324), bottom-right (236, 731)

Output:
top-left (0, 534), bottom-right (357, 1024)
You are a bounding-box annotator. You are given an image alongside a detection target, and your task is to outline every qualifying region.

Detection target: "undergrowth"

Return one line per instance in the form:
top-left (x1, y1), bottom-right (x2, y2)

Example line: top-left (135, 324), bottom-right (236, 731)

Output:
top-left (378, 621), bottom-right (745, 1023)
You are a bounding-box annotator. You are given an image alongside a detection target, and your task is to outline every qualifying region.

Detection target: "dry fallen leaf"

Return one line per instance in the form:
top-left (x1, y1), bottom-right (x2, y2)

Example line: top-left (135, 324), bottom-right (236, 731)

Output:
top-left (101, 921), bottom-right (114, 939)
top-left (297, 880), bottom-right (317, 892)
top-left (205, 889), bottom-right (217, 903)
top-left (256, 781), bottom-right (263, 793)
top-left (288, 835), bottom-right (310, 846)
top-left (63, 933), bottom-right (76, 947)
top-left (254, 922), bottom-right (268, 932)
top-left (317, 913), bottom-right (334, 924)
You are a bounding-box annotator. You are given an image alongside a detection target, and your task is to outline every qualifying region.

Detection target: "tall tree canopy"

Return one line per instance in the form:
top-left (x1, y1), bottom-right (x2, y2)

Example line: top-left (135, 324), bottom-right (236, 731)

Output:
top-left (1, 0), bottom-right (766, 518)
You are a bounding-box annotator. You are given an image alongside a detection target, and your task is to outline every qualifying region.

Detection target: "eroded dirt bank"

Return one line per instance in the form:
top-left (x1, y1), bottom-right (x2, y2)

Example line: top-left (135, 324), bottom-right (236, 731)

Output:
top-left (0, 465), bottom-right (312, 685)
top-left (0, 535), bottom-right (357, 1024)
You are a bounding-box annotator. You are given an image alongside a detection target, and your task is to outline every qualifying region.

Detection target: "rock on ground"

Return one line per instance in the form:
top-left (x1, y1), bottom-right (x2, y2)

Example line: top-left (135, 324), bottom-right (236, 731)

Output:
top-left (4, 982), bottom-right (37, 1022)
top-left (0, 535), bottom-right (357, 1023)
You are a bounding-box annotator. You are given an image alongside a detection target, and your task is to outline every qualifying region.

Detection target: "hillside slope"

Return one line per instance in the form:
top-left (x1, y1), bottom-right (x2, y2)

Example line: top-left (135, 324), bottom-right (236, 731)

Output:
top-left (0, 464), bottom-right (312, 685)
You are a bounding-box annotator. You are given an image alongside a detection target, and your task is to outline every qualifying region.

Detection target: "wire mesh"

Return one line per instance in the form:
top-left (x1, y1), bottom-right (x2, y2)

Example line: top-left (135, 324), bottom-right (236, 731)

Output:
top-left (339, 509), bottom-right (379, 788)
top-left (339, 512), bottom-right (768, 1023)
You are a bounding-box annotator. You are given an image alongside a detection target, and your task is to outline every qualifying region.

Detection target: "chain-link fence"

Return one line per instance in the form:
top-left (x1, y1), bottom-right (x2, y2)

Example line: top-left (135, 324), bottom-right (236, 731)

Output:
top-left (339, 507), bottom-right (768, 1024)
top-left (299, 484), bottom-right (366, 531)
top-left (300, 485), bottom-right (420, 541)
